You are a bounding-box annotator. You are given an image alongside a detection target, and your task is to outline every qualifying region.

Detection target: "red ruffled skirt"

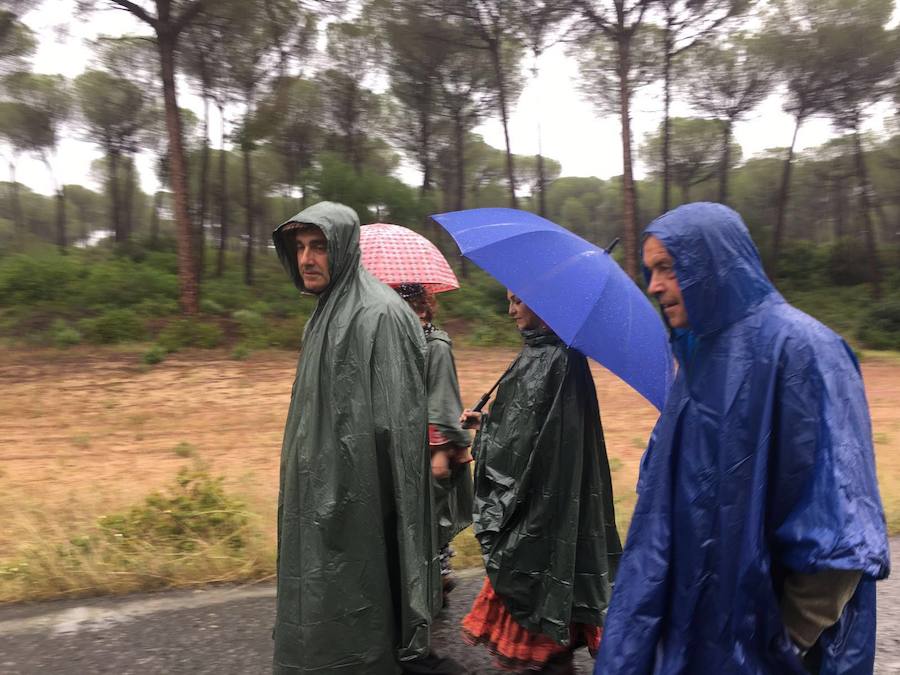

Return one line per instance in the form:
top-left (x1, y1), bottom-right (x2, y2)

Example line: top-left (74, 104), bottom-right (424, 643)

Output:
top-left (461, 577), bottom-right (602, 671)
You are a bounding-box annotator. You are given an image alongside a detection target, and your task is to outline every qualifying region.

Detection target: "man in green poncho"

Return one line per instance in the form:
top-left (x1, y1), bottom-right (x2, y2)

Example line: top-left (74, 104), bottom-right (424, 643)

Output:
top-left (271, 201), bottom-right (457, 675)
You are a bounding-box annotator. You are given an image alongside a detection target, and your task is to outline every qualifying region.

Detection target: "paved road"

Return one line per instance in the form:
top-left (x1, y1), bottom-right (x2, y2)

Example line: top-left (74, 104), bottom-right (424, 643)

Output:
top-left (2, 540), bottom-right (898, 674)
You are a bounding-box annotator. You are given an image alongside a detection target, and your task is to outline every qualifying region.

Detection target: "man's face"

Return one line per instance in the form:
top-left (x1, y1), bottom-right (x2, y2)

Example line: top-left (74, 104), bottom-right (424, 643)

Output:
top-left (294, 227), bottom-right (330, 294)
top-left (643, 235), bottom-right (688, 329)
top-left (507, 290), bottom-right (543, 331)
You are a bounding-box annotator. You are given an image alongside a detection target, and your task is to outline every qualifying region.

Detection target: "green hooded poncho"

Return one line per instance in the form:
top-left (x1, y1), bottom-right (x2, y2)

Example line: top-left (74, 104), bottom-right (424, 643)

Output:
top-left (472, 329), bottom-right (622, 645)
top-left (424, 329), bottom-right (474, 547)
top-left (272, 202), bottom-right (439, 674)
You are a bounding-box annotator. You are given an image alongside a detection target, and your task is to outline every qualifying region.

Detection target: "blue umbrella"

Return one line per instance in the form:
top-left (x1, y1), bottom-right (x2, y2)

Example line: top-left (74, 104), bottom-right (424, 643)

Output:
top-left (431, 207), bottom-right (674, 411)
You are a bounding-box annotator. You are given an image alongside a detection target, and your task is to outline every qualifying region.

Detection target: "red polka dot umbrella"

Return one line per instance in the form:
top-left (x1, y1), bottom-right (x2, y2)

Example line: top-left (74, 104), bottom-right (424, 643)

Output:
top-left (360, 223), bottom-right (460, 293)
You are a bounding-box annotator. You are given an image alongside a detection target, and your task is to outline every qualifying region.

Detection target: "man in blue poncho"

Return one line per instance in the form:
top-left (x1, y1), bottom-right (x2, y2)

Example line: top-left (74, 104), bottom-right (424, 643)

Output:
top-left (596, 202), bottom-right (890, 675)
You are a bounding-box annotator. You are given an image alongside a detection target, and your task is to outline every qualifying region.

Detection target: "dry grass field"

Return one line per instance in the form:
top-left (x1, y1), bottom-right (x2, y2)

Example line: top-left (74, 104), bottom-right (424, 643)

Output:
top-left (0, 346), bottom-right (897, 601)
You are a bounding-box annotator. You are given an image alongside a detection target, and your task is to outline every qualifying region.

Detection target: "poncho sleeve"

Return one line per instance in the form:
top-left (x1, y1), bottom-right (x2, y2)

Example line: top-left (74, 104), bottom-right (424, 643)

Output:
top-left (768, 335), bottom-right (889, 580)
top-left (425, 337), bottom-right (471, 448)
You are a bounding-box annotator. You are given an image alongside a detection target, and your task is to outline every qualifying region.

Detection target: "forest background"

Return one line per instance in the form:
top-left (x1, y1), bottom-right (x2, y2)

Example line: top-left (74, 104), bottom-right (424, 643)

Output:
top-left (0, 0), bottom-right (898, 602)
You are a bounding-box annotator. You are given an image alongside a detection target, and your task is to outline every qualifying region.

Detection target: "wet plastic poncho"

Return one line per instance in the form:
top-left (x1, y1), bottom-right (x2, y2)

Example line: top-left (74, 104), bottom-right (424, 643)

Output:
top-left (425, 329), bottom-right (474, 546)
top-left (271, 202), bottom-right (439, 674)
top-left (472, 328), bottom-right (622, 645)
top-left (595, 203), bottom-right (891, 675)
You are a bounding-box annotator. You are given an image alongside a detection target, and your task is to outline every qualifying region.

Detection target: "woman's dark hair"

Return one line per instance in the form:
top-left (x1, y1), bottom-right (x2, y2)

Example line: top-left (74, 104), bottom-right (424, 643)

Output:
top-left (394, 283), bottom-right (436, 322)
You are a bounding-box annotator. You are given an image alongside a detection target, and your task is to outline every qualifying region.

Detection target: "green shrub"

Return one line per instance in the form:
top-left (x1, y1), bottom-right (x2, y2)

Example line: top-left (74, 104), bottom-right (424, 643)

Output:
top-left (465, 315), bottom-right (520, 347)
top-left (857, 300), bottom-right (900, 351)
top-left (50, 319), bottom-right (82, 348)
top-left (827, 238), bottom-right (871, 287)
top-left (267, 318), bottom-right (304, 349)
top-left (77, 259), bottom-right (178, 310)
top-left (172, 442), bottom-right (197, 458)
top-left (783, 285), bottom-right (872, 340)
top-left (232, 309), bottom-right (267, 347)
top-left (97, 466), bottom-right (249, 553)
top-left (133, 298), bottom-right (180, 317)
top-left (78, 309), bottom-right (146, 344)
top-left (231, 343), bottom-right (251, 360)
top-left (157, 318), bottom-right (224, 352)
top-left (0, 252), bottom-right (82, 306)
top-left (142, 344), bottom-right (166, 365)
top-left (775, 240), bottom-right (826, 287)
top-left (231, 310), bottom-right (304, 350)
top-left (200, 298), bottom-right (227, 315)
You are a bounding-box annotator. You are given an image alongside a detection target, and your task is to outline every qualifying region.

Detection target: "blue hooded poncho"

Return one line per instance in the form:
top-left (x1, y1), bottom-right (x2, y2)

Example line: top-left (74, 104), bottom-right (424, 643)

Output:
top-left (595, 203), bottom-right (890, 675)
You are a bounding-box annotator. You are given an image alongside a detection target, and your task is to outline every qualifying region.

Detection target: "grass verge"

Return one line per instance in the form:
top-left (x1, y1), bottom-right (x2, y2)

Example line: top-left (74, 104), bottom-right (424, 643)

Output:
top-left (0, 464), bottom-right (273, 603)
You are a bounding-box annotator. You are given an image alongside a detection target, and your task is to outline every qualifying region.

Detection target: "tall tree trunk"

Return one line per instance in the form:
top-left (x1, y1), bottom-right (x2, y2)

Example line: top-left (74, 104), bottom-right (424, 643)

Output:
top-left (56, 187), bottom-right (67, 253)
top-left (420, 106), bottom-right (433, 194)
top-left (216, 103), bottom-right (228, 277)
top-left (243, 143), bottom-right (254, 286)
top-left (151, 191), bottom-right (161, 244)
top-left (8, 160), bottom-right (22, 237)
top-left (108, 151), bottom-right (122, 242)
top-left (617, 39), bottom-right (639, 280)
top-left (718, 120), bottom-right (733, 204)
top-left (196, 92), bottom-right (211, 282)
top-left (537, 145), bottom-right (547, 218)
top-left (157, 29), bottom-right (199, 314)
top-left (123, 156), bottom-right (135, 240)
top-left (851, 129), bottom-right (881, 298)
top-left (257, 197), bottom-right (267, 253)
top-left (771, 116), bottom-right (802, 279)
top-left (661, 18), bottom-right (674, 213)
top-left (833, 175), bottom-right (846, 240)
top-left (454, 113), bottom-right (468, 279)
top-left (489, 42), bottom-right (518, 209)
top-left (454, 115), bottom-right (465, 212)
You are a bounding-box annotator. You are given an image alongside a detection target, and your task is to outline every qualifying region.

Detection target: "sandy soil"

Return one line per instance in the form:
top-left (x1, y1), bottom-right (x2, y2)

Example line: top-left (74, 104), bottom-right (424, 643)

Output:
top-left (0, 346), bottom-right (897, 560)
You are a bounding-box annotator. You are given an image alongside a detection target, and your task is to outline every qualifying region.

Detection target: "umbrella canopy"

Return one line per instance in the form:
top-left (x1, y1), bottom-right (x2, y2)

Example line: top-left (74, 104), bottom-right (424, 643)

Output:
top-left (359, 222), bottom-right (459, 293)
top-left (431, 208), bottom-right (674, 411)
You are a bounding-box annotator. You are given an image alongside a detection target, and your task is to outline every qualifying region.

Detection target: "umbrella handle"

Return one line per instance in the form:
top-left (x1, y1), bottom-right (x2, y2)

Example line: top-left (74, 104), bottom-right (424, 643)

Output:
top-left (472, 392), bottom-right (492, 413)
top-left (605, 237), bottom-right (620, 254)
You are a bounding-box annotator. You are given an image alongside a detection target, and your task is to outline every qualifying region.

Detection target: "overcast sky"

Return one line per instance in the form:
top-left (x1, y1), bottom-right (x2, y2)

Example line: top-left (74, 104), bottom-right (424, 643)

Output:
top-left (7, 0), bottom-right (899, 197)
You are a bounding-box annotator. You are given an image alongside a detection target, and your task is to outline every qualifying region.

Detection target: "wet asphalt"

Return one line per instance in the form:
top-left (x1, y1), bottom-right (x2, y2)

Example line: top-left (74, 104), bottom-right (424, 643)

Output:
top-left (1, 539), bottom-right (898, 675)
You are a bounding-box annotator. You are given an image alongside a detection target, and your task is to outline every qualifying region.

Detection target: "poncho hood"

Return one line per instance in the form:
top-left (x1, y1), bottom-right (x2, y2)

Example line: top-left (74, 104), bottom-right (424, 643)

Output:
top-left (644, 202), bottom-right (777, 338)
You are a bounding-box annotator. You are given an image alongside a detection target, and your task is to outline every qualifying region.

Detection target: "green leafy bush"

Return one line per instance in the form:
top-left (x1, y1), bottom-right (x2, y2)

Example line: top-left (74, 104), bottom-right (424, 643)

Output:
top-left (142, 344), bottom-right (166, 365)
top-left (231, 343), bottom-right (251, 360)
top-left (157, 318), bottom-right (225, 351)
top-left (98, 466), bottom-right (249, 553)
top-left (827, 238), bottom-right (871, 287)
top-left (775, 240), bottom-right (827, 287)
top-left (232, 309), bottom-right (267, 347)
top-left (50, 319), bottom-right (82, 347)
top-left (0, 252), bottom-right (82, 306)
top-left (200, 298), bottom-right (227, 315)
top-left (78, 309), bottom-right (146, 344)
top-left (857, 300), bottom-right (900, 351)
top-left (77, 259), bottom-right (178, 310)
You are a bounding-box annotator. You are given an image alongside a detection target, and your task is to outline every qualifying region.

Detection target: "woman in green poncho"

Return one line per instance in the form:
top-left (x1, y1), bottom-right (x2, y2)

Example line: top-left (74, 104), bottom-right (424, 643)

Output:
top-left (459, 291), bottom-right (622, 674)
top-left (394, 283), bottom-right (474, 607)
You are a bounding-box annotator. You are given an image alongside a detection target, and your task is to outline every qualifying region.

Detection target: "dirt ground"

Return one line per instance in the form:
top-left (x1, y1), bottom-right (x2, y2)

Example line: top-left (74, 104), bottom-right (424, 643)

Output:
top-left (0, 346), bottom-right (898, 562)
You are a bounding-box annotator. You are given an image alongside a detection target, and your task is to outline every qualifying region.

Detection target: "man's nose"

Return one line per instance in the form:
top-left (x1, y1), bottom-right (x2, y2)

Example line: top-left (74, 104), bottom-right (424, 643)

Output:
top-left (298, 249), bottom-right (312, 267)
top-left (647, 273), bottom-right (664, 296)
